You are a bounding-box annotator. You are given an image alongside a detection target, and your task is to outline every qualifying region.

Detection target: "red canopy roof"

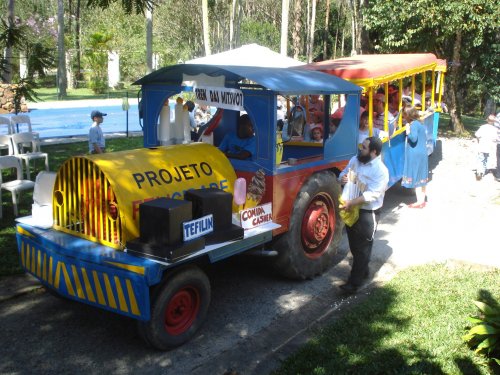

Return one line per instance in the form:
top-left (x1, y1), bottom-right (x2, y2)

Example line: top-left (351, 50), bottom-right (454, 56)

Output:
top-left (303, 54), bottom-right (443, 85)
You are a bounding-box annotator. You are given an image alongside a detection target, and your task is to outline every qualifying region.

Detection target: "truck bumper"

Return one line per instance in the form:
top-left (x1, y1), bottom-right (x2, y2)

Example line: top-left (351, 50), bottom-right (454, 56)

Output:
top-left (16, 222), bottom-right (164, 321)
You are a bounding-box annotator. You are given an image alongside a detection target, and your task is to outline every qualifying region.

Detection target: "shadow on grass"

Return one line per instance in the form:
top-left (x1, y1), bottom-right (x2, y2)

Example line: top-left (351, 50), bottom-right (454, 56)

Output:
top-left (272, 287), bottom-right (447, 374)
top-left (271, 266), bottom-right (499, 375)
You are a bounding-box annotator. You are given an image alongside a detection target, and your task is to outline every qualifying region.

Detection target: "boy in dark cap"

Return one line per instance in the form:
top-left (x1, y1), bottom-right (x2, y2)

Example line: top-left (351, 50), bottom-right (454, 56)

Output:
top-left (89, 110), bottom-right (107, 154)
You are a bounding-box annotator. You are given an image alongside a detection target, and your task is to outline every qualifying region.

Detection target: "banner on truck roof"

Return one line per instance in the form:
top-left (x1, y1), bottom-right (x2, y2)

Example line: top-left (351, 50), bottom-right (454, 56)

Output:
top-left (194, 86), bottom-right (244, 111)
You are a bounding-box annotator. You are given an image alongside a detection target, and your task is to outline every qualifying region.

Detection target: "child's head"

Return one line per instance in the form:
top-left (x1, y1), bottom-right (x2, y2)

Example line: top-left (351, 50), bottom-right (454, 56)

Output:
top-left (311, 125), bottom-right (323, 141)
top-left (487, 114), bottom-right (496, 124)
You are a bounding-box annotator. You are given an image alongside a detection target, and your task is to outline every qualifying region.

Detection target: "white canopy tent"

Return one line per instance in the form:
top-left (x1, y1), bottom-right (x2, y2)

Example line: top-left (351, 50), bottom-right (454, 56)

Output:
top-left (186, 43), bottom-right (304, 68)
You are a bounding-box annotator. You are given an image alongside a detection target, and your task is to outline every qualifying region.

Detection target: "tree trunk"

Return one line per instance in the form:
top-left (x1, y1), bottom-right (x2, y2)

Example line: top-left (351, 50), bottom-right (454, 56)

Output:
top-left (323, 0), bottom-right (330, 60)
top-left (57, 0), bottom-right (67, 99)
top-left (280, 0), bottom-right (290, 56)
top-left (2, 0), bottom-right (14, 83)
top-left (448, 30), bottom-right (465, 134)
top-left (307, 0), bottom-right (317, 62)
top-left (291, 0), bottom-right (302, 59)
top-left (349, 0), bottom-right (362, 55)
top-left (305, 0), bottom-right (310, 60)
top-left (360, 0), bottom-right (370, 53)
top-left (146, 8), bottom-right (153, 73)
top-left (202, 0), bottom-right (211, 56)
top-left (332, 2), bottom-right (343, 59)
top-left (75, 0), bottom-right (82, 82)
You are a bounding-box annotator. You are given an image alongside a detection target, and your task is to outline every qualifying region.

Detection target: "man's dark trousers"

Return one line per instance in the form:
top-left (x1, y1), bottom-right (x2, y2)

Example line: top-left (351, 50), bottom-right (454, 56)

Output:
top-left (345, 209), bottom-right (380, 286)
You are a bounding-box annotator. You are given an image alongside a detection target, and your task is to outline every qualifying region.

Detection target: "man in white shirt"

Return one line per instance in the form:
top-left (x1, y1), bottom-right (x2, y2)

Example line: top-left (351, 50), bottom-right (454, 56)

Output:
top-left (338, 137), bottom-right (389, 293)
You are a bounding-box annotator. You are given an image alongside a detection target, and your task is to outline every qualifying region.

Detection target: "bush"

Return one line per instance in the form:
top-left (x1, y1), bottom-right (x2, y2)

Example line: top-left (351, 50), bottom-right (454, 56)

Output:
top-left (35, 74), bottom-right (56, 88)
top-left (463, 300), bottom-right (500, 367)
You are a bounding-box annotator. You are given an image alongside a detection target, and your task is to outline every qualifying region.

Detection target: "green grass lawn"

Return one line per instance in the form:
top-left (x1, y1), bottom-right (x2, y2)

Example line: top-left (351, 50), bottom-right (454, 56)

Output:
top-left (33, 87), bottom-right (140, 102)
top-left (272, 263), bottom-right (499, 375)
top-left (438, 113), bottom-right (486, 136)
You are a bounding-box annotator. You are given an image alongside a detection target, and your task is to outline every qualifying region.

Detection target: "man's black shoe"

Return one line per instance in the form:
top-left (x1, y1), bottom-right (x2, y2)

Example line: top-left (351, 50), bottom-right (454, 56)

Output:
top-left (339, 282), bottom-right (359, 294)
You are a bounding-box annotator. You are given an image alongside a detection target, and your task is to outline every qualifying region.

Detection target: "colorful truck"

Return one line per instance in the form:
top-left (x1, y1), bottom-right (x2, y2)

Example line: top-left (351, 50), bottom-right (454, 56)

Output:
top-left (16, 64), bottom-right (362, 349)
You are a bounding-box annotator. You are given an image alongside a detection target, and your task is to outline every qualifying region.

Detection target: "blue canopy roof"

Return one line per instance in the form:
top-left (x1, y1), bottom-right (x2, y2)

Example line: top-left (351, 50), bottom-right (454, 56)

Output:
top-left (134, 64), bottom-right (361, 95)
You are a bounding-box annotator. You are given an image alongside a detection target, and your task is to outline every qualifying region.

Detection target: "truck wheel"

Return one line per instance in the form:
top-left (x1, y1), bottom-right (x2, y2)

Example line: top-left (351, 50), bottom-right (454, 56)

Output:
top-left (137, 266), bottom-right (211, 350)
top-left (273, 171), bottom-right (343, 280)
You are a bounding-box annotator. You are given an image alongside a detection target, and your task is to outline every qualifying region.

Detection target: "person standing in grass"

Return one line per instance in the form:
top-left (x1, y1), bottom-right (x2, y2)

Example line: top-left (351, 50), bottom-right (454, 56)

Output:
top-left (89, 110), bottom-right (107, 154)
top-left (338, 137), bottom-right (389, 293)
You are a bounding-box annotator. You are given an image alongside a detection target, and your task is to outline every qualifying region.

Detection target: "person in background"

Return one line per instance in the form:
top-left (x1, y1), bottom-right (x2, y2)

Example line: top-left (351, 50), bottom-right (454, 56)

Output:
top-left (218, 114), bottom-right (256, 160)
top-left (88, 110), bottom-right (107, 154)
top-left (195, 103), bottom-right (212, 127)
top-left (329, 115), bottom-right (340, 137)
top-left (373, 93), bottom-right (396, 135)
top-left (358, 110), bottom-right (387, 145)
top-left (474, 114), bottom-right (498, 180)
top-left (388, 86), bottom-right (400, 116)
top-left (310, 124), bottom-right (323, 143)
top-left (300, 94), bottom-right (325, 124)
top-left (402, 84), bottom-right (422, 107)
top-left (401, 107), bottom-right (428, 207)
top-left (185, 100), bottom-right (197, 141)
top-left (338, 137), bottom-right (389, 293)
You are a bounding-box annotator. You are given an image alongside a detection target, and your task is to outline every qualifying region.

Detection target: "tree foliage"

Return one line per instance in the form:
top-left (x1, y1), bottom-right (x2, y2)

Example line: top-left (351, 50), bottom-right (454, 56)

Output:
top-left (86, 0), bottom-right (153, 15)
top-left (0, 0), bottom-right (497, 119)
top-left (364, 0), bottom-right (499, 131)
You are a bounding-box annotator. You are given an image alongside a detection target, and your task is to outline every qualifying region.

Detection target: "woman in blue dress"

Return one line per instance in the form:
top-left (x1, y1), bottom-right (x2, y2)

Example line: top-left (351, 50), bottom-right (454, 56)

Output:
top-left (402, 107), bottom-right (428, 208)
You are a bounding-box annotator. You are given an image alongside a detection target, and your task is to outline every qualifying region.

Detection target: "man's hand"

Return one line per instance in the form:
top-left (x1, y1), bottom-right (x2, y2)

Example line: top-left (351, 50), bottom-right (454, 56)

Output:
top-left (340, 199), bottom-right (353, 212)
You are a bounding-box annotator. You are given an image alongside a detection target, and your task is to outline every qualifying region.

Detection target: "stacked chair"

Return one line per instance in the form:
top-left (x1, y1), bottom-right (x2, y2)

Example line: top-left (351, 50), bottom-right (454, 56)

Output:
top-left (0, 116), bottom-right (14, 155)
top-left (10, 132), bottom-right (49, 180)
top-left (0, 155), bottom-right (35, 218)
top-left (0, 114), bottom-right (50, 218)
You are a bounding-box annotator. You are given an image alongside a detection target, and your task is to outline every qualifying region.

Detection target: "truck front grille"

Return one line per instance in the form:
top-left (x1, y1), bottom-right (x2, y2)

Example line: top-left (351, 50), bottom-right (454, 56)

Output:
top-left (53, 157), bottom-right (123, 249)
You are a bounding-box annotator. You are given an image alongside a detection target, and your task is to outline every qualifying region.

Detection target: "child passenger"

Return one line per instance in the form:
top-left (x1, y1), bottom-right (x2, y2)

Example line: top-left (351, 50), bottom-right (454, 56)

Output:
top-left (310, 125), bottom-right (323, 143)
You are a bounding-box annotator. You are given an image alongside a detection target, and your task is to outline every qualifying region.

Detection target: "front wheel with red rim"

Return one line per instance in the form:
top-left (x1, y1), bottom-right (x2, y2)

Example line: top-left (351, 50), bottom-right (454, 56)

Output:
top-left (273, 171), bottom-right (344, 280)
top-left (300, 193), bottom-right (335, 258)
top-left (137, 266), bottom-right (211, 350)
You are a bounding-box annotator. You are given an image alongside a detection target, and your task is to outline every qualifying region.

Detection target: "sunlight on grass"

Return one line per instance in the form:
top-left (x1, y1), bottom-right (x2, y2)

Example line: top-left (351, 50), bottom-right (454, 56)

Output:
top-left (273, 263), bottom-right (499, 375)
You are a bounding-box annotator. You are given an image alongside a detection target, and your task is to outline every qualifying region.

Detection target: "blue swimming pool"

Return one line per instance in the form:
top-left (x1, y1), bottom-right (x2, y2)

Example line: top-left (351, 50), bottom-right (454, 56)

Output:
top-left (24, 103), bottom-right (142, 138)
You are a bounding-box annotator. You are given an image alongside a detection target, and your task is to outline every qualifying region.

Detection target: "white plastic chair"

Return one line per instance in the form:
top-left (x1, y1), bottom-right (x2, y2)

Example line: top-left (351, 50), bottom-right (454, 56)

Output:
top-left (0, 134), bottom-right (14, 156)
top-left (0, 155), bottom-right (35, 218)
top-left (11, 132), bottom-right (49, 180)
top-left (0, 116), bottom-right (14, 135)
top-left (9, 114), bottom-right (32, 132)
top-left (31, 171), bottom-right (57, 227)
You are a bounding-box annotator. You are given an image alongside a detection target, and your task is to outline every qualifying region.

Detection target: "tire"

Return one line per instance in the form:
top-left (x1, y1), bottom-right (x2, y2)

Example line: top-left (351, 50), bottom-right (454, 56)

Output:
top-left (273, 171), bottom-right (344, 280)
top-left (137, 266), bottom-right (211, 350)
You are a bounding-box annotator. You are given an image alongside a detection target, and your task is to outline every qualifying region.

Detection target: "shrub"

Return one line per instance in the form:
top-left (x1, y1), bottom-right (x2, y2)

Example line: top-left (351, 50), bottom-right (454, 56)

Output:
top-left (463, 300), bottom-right (500, 367)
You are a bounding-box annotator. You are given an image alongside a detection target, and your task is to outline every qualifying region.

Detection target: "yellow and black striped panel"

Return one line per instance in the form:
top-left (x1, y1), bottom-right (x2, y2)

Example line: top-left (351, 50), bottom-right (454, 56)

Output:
top-left (19, 239), bottom-right (150, 320)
